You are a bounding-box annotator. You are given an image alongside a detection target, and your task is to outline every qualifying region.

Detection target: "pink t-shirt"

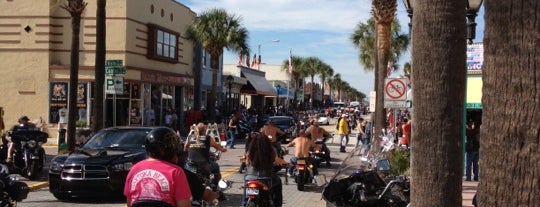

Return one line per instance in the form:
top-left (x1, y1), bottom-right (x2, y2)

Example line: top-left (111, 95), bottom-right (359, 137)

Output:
top-left (124, 159), bottom-right (192, 206)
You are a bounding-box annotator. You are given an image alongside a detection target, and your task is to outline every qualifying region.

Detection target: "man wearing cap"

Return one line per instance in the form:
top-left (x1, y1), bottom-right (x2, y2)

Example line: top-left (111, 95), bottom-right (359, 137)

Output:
top-left (338, 114), bottom-right (350, 152)
top-left (4, 116), bottom-right (36, 162)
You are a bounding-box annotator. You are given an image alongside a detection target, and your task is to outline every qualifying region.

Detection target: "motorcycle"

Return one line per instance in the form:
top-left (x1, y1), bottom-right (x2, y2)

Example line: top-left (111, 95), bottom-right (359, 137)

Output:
top-left (185, 123), bottom-right (230, 205)
top-left (293, 158), bottom-right (314, 191)
top-left (5, 130), bottom-right (48, 180)
top-left (0, 163), bottom-right (29, 207)
top-left (309, 136), bottom-right (332, 167)
top-left (245, 177), bottom-right (275, 207)
top-left (322, 148), bottom-right (410, 207)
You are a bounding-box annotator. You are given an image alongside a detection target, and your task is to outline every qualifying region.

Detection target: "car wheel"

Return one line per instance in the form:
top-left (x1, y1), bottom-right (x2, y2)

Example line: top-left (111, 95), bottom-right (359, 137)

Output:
top-left (53, 192), bottom-right (72, 200)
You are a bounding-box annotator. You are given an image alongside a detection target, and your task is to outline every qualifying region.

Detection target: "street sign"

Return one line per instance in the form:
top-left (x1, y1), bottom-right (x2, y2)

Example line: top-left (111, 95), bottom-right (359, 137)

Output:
top-left (105, 59), bottom-right (126, 75)
top-left (105, 76), bottom-right (123, 94)
top-left (384, 100), bottom-right (407, 108)
top-left (384, 78), bottom-right (407, 101)
top-left (369, 91), bottom-right (376, 112)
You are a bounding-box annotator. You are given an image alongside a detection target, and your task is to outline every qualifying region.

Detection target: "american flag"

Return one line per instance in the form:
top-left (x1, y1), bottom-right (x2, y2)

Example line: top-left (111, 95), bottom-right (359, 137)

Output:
top-left (288, 49), bottom-right (293, 74)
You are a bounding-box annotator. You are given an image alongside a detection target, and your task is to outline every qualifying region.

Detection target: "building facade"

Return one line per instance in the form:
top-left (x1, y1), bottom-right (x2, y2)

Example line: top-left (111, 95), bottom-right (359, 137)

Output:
top-left (0, 0), bottom-right (197, 134)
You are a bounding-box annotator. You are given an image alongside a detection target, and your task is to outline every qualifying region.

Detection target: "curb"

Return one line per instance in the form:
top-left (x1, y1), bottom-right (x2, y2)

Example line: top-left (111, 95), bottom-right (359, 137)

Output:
top-left (28, 181), bottom-right (49, 190)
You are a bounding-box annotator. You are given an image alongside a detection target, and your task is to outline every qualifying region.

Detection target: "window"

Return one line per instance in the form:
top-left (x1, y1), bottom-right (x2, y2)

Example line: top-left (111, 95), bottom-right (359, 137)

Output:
top-left (147, 24), bottom-right (179, 63)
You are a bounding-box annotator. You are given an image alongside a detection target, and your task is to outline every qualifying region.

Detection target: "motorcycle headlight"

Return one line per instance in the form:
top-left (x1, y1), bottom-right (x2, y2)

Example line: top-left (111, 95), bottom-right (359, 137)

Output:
top-left (111, 162), bottom-right (134, 172)
top-left (27, 140), bottom-right (37, 148)
top-left (49, 162), bottom-right (64, 172)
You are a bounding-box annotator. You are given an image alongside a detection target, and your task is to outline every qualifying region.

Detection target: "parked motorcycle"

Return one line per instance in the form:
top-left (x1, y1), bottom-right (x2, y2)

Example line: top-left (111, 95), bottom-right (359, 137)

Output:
top-left (6, 130), bottom-right (47, 180)
top-left (322, 147), bottom-right (410, 207)
top-left (0, 163), bottom-right (29, 207)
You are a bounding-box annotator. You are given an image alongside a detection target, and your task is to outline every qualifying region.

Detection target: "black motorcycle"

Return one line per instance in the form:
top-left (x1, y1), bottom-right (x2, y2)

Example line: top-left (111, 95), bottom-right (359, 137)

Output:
top-left (293, 158), bottom-right (314, 191)
top-left (0, 163), bottom-right (29, 207)
top-left (323, 154), bottom-right (409, 207)
top-left (5, 130), bottom-right (47, 180)
top-left (309, 137), bottom-right (332, 167)
top-left (245, 178), bottom-right (274, 207)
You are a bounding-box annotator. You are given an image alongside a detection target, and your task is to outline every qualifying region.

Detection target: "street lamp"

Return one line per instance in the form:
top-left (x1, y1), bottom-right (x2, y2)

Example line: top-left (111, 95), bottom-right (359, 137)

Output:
top-left (227, 75), bottom-right (233, 114)
top-left (402, 0), bottom-right (414, 38)
top-left (257, 39), bottom-right (280, 70)
top-left (466, 0), bottom-right (483, 44)
top-left (402, 0), bottom-right (483, 44)
top-left (276, 84), bottom-right (281, 106)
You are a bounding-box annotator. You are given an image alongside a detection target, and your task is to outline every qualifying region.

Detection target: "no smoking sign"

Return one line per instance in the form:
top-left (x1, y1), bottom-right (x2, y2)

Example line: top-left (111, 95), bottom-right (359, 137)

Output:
top-left (384, 78), bottom-right (407, 101)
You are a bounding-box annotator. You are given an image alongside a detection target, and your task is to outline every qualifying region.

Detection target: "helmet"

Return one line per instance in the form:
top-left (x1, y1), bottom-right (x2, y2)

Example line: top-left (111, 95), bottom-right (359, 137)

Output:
top-left (145, 127), bottom-right (182, 162)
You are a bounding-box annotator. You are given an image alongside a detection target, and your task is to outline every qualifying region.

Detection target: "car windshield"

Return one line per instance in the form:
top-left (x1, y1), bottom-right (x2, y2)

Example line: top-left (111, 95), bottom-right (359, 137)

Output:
top-left (81, 129), bottom-right (150, 150)
top-left (270, 118), bottom-right (292, 126)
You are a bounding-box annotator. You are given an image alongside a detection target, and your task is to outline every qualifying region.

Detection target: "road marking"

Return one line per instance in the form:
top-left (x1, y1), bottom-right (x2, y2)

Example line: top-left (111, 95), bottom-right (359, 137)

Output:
top-left (29, 181), bottom-right (49, 190)
top-left (221, 167), bottom-right (240, 178)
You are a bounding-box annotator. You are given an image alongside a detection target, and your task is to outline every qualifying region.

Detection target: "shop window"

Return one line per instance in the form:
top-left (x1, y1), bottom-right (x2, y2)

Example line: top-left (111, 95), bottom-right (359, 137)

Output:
top-left (147, 24), bottom-right (178, 63)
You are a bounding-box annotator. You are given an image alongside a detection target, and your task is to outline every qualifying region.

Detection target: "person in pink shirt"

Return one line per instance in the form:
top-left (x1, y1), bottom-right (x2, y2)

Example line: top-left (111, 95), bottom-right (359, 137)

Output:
top-left (124, 127), bottom-right (191, 207)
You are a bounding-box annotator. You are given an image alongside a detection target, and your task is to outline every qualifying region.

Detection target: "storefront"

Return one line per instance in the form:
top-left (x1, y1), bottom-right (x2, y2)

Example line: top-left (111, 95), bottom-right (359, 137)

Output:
top-left (47, 71), bottom-right (194, 130)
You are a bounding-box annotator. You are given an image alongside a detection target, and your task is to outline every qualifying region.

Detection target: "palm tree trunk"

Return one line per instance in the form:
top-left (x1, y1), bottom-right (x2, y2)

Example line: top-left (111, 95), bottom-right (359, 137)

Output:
top-left (478, 0), bottom-right (540, 206)
top-left (67, 10), bottom-right (83, 151)
top-left (310, 75), bottom-right (315, 109)
top-left (209, 54), bottom-right (220, 122)
top-left (92, 0), bottom-right (106, 133)
top-left (411, 0), bottom-right (466, 206)
top-left (373, 21), bottom-right (391, 153)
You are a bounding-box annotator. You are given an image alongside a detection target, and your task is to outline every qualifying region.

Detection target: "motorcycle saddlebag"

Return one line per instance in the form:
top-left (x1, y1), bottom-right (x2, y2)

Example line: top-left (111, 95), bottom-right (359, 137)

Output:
top-left (8, 181), bottom-right (29, 201)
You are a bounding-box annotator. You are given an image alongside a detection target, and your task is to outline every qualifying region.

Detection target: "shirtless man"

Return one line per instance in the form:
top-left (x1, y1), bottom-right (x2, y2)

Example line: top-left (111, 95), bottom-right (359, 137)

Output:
top-left (305, 122), bottom-right (331, 140)
top-left (260, 120), bottom-right (285, 144)
top-left (286, 130), bottom-right (320, 176)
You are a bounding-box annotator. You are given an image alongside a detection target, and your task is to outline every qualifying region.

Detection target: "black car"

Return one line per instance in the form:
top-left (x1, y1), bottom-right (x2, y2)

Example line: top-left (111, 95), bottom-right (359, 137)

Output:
top-left (48, 127), bottom-right (168, 199)
top-left (266, 116), bottom-right (297, 143)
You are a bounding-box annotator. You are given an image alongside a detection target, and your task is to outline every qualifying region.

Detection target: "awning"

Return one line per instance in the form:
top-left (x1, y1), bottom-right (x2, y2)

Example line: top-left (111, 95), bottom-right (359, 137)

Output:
top-left (240, 70), bottom-right (276, 96)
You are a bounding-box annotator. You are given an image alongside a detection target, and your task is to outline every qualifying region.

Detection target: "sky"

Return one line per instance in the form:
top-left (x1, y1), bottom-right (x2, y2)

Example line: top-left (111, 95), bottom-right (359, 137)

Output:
top-left (179, 0), bottom-right (485, 96)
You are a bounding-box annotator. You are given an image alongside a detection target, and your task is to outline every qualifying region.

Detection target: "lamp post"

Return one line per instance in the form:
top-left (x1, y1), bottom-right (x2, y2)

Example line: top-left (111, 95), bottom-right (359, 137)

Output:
top-left (466, 0), bottom-right (483, 44)
top-left (227, 75), bottom-right (233, 115)
top-left (257, 39), bottom-right (280, 70)
top-left (276, 84), bottom-right (281, 106)
top-left (402, 0), bottom-right (414, 39)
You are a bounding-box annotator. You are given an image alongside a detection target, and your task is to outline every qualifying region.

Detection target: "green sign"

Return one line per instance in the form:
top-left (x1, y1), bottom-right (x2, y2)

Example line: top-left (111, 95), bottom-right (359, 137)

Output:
top-left (106, 60), bottom-right (123, 66)
top-left (105, 60), bottom-right (126, 75)
top-left (466, 103), bottom-right (482, 109)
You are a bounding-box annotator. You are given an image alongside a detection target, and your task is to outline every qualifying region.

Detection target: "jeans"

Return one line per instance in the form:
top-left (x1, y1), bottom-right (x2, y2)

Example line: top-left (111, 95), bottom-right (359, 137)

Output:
top-left (241, 175), bottom-right (282, 207)
top-left (466, 151), bottom-right (479, 180)
top-left (226, 129), bottom-right (236, 147)
top-left (362, 137), bottom-right (371, 155)
top-left (340, 134), bottom-right (349, 152)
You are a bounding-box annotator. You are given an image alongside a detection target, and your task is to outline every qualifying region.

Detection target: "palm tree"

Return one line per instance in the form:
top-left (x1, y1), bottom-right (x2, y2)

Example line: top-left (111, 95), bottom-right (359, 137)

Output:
top-left (371, 0), bottom-right (397, 153)
top-left (479, 0), bottom-right (539, 206)
top-left (282, 56), bottom-right (307, 110)
top-left (328, 73), bottom-right (341, 102)
top-left (411, 0), bottom-right (467, 206)
top-left (92, 0), bottom-right (106, 133)
top-left (302, 57), bottom-right (323, 109)
top-left (351, 17), bottom-right (409, 75)
top-left (351, 14), bottom-right (409, 151)
top-left (62, 0), bottom-right (87, 151)
top-left (187, 8), bottom-right (249, 121)
top-left (318, 63), bottom-right (334, 105)
top-left (403, 62), bottom-right (411, 76)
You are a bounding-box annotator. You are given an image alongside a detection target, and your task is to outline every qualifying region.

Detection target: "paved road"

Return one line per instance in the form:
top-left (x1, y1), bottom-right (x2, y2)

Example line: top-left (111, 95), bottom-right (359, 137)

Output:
top-left (15, 121), bottom-right (478, 207)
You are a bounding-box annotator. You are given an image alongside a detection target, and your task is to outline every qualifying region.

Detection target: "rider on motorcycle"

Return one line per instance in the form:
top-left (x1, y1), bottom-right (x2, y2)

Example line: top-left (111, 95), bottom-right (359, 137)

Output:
top-left (184, 122), bottom-right (227, 176)
top-left (286, 130), bottom-right (320, 177)
top-left (241, 132), bottom-right (287, 207)
top-left (305, 121), bottom-right (332, 141)
top-left (124, 127), bottom-right (192, 207)
top-left (3, 116), bottom-right (36, 163)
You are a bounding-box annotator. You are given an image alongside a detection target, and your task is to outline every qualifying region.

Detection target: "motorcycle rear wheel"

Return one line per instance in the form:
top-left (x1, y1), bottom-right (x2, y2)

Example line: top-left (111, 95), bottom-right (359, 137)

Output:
top-left (296, 171), bottom-right (305, 191)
